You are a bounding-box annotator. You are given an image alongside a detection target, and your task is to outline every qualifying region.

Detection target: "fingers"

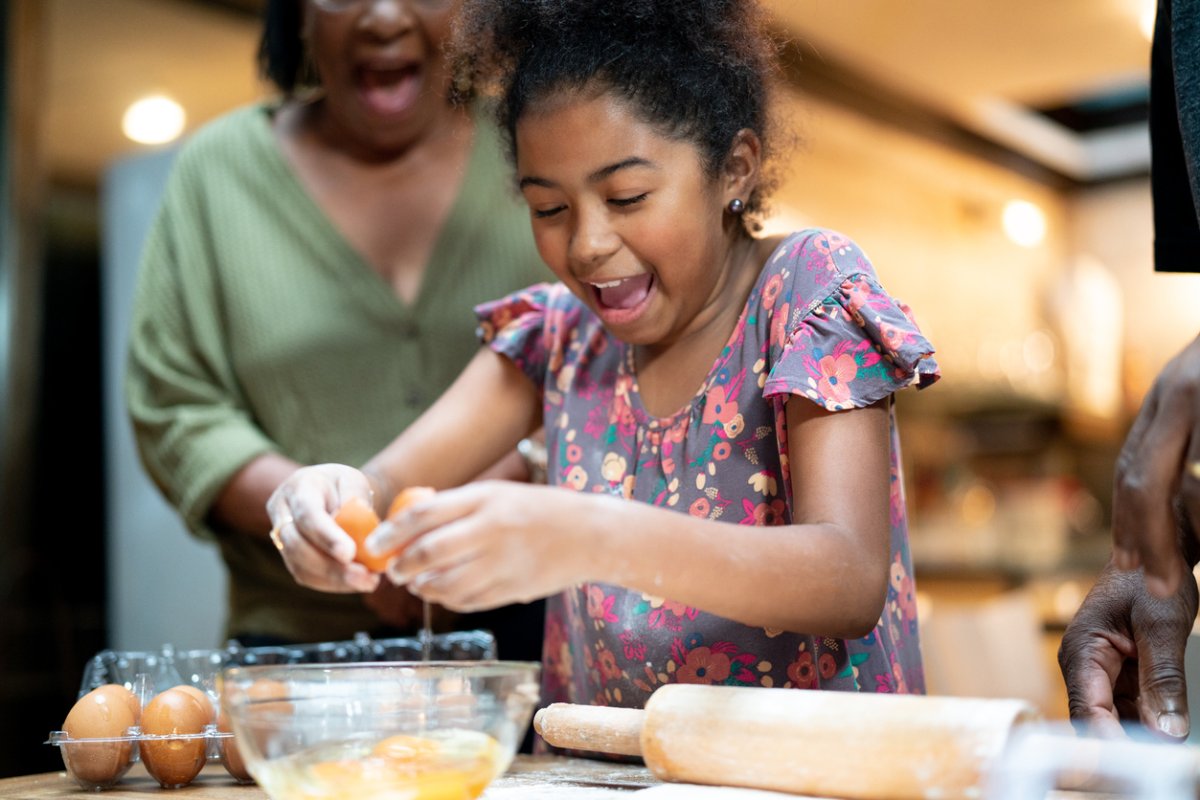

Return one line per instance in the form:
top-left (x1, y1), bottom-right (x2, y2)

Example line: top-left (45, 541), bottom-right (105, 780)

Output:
top-left (387, 512), bottom-right (488, 587)
top-left (1059, 566), bottom-right (1138, 738)
top-left (269, 514), bottom-right (379, 593)
top-left (367, 484), bottom-right (481, 564)
top-left (265, 464), bottom-right (377, 592)
top-left (1113, 375), bottom-right (1192, 597)
top-left (1130, 564), bottom-right (1199, 740)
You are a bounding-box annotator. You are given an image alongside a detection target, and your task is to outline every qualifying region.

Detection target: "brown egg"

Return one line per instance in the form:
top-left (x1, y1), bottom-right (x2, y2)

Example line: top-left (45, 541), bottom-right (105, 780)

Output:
top-left (173, 685), bottom-right (215, 724)
top-left (217, 708), bottom-right (254, 784)
top-left (92, 683), bottom-right (142, 723)
top-left (61, 685), bottom-right (138, 788)
top-left (139, 686), bottom-right (210, 788)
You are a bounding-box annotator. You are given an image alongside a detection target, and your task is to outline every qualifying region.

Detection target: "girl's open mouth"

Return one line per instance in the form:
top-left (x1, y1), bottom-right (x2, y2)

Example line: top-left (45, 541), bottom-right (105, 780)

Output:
top-left (592, 274), bottom-right (654, 310)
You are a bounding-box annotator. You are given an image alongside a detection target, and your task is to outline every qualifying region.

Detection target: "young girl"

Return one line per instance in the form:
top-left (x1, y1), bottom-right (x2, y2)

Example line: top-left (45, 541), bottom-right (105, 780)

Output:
top-left (267, 0), bottom-right (940, 707)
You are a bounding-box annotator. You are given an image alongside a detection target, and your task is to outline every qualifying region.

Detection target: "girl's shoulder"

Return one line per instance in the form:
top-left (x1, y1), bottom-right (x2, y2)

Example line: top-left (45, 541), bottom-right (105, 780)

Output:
top-left (760, 228), bottom-right (878, 283)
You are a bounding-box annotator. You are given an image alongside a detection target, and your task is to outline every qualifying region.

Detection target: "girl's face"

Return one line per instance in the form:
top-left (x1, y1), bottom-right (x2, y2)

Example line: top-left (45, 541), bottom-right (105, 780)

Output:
top-left (304, 0), bottom-right (458, 154)
top-left (516, 91), bottom-right (753, 351)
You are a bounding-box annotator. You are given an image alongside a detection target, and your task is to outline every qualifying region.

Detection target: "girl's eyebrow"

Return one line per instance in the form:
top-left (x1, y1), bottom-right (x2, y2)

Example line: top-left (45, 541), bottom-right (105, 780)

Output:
top-left (518, 156), bottom-right (658, 190)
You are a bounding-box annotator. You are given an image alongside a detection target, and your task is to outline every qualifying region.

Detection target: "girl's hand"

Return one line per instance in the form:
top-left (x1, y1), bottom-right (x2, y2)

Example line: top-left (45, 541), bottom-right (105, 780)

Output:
top-left (265, 463), bottom-right (380, 594)
top-left (369, 481), bottom-right (597, 612)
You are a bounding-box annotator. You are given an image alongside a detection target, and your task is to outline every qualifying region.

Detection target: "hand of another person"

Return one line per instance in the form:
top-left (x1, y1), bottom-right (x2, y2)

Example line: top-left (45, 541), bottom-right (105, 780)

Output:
top-left (1112, 335), bottom-right (1200, 597)
top-left (265, 463), bottom-right (380, 594)
top-left (361, 576), bottom-right (437, 630)
top-left (1059, 560), bottom-right (1198, 740)
top-left (368, 481), bottom-right (599, 612)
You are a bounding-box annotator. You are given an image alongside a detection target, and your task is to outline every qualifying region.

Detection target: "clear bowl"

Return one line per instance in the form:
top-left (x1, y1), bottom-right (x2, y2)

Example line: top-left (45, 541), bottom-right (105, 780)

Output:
top-left (219, 661), bottom-right (540, 800)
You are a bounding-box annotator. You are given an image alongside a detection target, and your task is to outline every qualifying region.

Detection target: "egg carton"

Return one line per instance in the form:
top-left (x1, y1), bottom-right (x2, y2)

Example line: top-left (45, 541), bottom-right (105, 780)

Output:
top-left (47, 629), bottom-right (497, 790)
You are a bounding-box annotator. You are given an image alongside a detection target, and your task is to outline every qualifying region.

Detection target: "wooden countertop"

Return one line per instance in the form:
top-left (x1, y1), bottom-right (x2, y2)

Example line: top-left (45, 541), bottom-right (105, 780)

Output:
top-left (0, 756), bottom-right (1123, 799)
top-left (0, 757), bottom-right (658, 799)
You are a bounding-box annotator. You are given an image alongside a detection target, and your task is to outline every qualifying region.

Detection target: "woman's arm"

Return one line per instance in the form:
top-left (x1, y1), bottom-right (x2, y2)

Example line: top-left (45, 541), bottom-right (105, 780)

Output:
top-left (382, 396), bottom-right (892, 638)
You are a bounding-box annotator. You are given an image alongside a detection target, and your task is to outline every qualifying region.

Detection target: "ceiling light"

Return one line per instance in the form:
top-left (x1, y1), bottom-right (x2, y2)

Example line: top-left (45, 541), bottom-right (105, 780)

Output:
top-left (1002, 199), bottom-right (1046, 248)
top-left (1140, 0), bottom-right (1156, 40)
top-left (122, 95), bottom-right (186, 145)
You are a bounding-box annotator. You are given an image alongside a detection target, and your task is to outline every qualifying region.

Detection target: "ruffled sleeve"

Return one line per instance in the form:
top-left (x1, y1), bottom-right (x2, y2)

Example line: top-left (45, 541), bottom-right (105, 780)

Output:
top-left (474, 282), bottom-right (576, 390)
top-left (762, 229), bottom-right (941, 411)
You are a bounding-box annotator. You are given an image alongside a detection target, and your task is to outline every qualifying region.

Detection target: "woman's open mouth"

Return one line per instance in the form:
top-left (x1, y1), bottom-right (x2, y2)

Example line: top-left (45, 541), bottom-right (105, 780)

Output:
top-left (356, 64), bottom-right (422, 117)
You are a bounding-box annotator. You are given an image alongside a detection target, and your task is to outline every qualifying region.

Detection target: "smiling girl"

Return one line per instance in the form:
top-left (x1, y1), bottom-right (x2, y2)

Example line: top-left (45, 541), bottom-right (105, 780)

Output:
top-left (268, 0), bottom-right (941, 707)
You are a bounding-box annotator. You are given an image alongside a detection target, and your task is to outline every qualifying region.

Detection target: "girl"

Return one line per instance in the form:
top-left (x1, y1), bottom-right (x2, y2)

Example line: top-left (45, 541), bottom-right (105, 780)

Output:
top-left (268, 0), bottom-right (940, 707)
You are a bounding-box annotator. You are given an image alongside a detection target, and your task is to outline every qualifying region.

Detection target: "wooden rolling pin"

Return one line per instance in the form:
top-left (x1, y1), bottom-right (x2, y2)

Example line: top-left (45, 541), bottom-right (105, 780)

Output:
top-left (533, 684), bottom-right (1039, 800)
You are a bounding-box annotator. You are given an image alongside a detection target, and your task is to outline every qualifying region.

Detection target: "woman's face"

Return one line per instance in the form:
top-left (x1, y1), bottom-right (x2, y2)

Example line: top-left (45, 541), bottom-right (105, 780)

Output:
top-left (304, 0), bottom-right (458, 154)
top-left (516, 91), bottom-right (747, 351)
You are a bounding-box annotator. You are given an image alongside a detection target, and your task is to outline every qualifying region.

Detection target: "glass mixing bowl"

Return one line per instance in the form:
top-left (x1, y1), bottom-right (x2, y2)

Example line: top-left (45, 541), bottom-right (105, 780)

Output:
top-left (220, 661), bottom-right (540, 800)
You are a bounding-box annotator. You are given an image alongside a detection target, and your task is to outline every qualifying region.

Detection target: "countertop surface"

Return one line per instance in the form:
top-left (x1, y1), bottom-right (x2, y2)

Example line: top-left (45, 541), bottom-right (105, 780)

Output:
top-left (0, 756), bottom-right (1123, 799)
top-left (0, 757), bottom-right (659, 799)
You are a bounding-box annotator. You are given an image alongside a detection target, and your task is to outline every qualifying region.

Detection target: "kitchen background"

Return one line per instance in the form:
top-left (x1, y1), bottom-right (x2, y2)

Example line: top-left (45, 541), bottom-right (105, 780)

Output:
top-left (3, 0), bottom-right (1200, 780)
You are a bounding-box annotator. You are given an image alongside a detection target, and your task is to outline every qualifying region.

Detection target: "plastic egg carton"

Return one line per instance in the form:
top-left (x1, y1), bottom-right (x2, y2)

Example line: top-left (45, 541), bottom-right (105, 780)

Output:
top-left (46, 629), bottom-right (497, 790)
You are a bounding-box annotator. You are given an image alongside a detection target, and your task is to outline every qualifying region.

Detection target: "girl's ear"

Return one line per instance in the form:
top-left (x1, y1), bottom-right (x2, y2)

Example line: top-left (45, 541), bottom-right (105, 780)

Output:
top-left (722, 129), bottom-right (763, 208)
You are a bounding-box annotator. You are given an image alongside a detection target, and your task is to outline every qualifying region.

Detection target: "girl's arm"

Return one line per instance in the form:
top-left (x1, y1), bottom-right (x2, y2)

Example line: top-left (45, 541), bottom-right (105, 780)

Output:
top-left (265, 348), bottom-right (541, 594)
top-left (382, 396), bottom-right (892, 639)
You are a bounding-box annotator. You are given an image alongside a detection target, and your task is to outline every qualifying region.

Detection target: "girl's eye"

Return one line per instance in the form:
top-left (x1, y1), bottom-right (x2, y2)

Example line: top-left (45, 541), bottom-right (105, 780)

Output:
top-left (609, 193), bottom-right (648, 208)
top-left (533, 206), bottom-right (566, 219)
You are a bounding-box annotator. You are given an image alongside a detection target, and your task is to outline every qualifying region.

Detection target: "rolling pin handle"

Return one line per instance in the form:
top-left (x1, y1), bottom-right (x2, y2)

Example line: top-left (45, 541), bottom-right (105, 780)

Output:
top-left (533, 703), bottom-right (646, 757)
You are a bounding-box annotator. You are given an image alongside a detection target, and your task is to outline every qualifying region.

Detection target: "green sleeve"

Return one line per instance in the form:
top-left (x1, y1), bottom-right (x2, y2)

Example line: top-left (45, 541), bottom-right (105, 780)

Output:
top-left (124, 154), bottom-right (276, 540)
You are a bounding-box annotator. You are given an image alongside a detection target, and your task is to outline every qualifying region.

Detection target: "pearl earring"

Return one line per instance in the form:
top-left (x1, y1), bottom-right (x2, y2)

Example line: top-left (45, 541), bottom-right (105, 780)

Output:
top-left (727, 198), bottom-right (745, 214)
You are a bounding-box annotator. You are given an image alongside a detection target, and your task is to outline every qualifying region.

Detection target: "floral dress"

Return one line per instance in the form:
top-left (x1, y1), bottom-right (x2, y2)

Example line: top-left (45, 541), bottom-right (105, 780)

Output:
top-left (475, 229), bottom-right (940, 712)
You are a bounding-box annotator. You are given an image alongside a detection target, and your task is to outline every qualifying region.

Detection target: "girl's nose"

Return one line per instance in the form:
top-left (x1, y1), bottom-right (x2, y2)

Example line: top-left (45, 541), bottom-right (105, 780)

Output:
top-left (569, 210), bottom-right (620, 269)
top-left (356, 0), bottom-right (416, 38)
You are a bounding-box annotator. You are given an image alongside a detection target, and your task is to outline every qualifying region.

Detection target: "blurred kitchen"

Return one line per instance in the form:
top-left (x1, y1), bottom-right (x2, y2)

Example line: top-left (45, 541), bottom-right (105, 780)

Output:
top-left (2, 0), bottom-right (1198, 780)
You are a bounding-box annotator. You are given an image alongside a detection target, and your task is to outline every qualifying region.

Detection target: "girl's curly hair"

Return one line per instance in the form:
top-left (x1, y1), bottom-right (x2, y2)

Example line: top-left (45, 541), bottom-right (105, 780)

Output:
top-left (451, 0), bottom-right (783, 224)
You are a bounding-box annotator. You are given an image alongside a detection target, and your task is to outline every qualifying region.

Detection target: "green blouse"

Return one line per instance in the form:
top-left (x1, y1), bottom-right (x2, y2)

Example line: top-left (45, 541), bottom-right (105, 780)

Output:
top-left (125, 102), bottom-right (545, 642)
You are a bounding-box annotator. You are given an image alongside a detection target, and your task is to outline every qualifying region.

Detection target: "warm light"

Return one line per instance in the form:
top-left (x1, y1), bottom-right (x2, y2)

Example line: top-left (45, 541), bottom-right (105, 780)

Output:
top-left (1140, 0), bottom-right (1156, 41)
top-left (1002, 199), bottom-right (1046, 248)
top-left (122, 95), bottom-right (186, 145)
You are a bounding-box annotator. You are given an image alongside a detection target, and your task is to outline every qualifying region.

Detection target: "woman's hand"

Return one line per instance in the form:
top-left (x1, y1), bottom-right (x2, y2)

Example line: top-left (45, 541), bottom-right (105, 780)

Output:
top-left (1059, 559), bottom-right (1197, 740)
top-left (369, 481), bottom-right (599, 612)
top-left (1112, 334), bottom-right (1200, 597)
top-left (265, 463), bottom-right (380, 594)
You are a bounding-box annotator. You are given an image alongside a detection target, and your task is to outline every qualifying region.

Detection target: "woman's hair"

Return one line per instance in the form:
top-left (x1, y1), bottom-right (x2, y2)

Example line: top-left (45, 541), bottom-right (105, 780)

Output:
top-left (452, 0), bottom-right (783, 221)
top-left (259, 0), bottom-right (306, 94)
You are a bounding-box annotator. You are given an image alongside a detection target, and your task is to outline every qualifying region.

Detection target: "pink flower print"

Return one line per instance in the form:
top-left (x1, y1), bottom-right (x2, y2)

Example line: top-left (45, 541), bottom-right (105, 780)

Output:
top-left (818, 652), bottom-right (838, 680)
top-left (762, 273), bottom-right (784, 310)
top-left (874, 672), bottom-right (895, 693)
top-left (565, 465), bottom-right (588, 491)
top-left (542, 614), bottom-right (573, 691)
top-left (596, 648), bottom-right (623, 682)
top-left (712, 441), bottom-right (732, 461)
top-left (586, 585), bottom-right (619, 623)
top-left (566, 442), bottom-right (583, 464)
top-left (647, 598), bottom-right (699, 631)
top-left (771, 301), bottom-right (791, 349)
top-left (490, 304), bottom-right (514, 330)
top-left (843, 278), bottom-right (872, 315)
top-left (816, 352), bottom-right (857, 405)
top-left (740, 498), bottom-right (787, 526)
top-left (891, 653), bottom-right (908, 694)
top-left (889, 554), bottom-right (918, 623)
top-left (787, 650), bottom-right (817, 689)
top-left (677, 646), bottom-right (731, 685)
top-left (702, 383), bottom-right (739, 427)
top-left (879, 320), bottom-right (909, 353)
top-left (619, 631), bottom-right (646, 662)
top-left (689, 497), bottom-right (711, 518)
top-left (889, 553), bottom-right (908, 594)
top-left (723, 413), bottom-right (745, 439)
